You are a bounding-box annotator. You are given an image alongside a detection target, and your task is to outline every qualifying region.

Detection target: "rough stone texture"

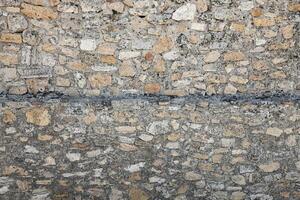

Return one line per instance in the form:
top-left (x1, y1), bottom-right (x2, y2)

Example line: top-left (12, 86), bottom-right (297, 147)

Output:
top-left (0, 0), bottom-right (298, 96)
top-left (0, 0), bottom-right (300, 199)
top-left (0, 96), bottom-right (299, 199)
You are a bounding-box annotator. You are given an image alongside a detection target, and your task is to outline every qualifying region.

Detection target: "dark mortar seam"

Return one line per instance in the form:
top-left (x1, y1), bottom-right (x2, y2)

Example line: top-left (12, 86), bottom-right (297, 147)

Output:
top-left (0, 91), bottom-right (300, 105)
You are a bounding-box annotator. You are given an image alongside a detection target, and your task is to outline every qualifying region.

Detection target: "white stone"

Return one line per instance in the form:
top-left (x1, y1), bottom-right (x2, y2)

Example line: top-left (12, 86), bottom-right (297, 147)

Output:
top-left (172, 3), bottom-right (197, 21)
top-left (139, 134), bottom-right (153, 142)
top-left (92, 65), bottom-right (118, 72)
top-left (204, 51), bottom-right (220, 63)
top-left (80, 39), bottom-right (97, 51)
top-left (44, 156), bottom-right (56, 166)
top-left (191, 23), bottom-right (207, 31)
top-left (119, 51), bottom-right (140, 60)
top-left (86, 149), bottom-right (102, 158)
top-left (166, 142), bottom-right (180, 149)
top-left (125, 162), bottom-right (145, 172)
top-left (66, 152), bottom-right (81, 162)
top-left (25, 145), bottom-right (39, 154)
top-left (295, 161), bottom-right (300, 170)
top-left (5, 127), bottom-right (16, 134)
top-left (0, 186), bottom-right (9, 195)
top-left (185, 171), bottom-right (202, 181)
top-left (74, 72), bottom-right (86, 88)
top-left (149, 176), bottom-right (166, 183)
top-left (163, 51), bottom-right (180, 60)
top-left (147, 120), bottom-right (170, 135)
top-left (239, 1), bottom-right (254, 11)
top-left (266, 127), bottom-right (283, 137)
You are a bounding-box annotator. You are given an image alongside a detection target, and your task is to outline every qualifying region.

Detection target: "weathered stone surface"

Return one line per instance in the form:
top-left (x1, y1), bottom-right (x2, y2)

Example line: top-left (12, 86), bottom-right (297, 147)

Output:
top-left (0, 33), bottom-right (22, 43)
top-left (223, 51), bottom-right (246, 62)
top-left (7, 14), bottom-right (28, 32)
top-left (0, 1), bottom-right (299, 199)
top-left (172, 3), bottom-right (197, 21)
top-left (266, 127), bottom-right (283, 137)
top-left (259, 162), bottom-right (281, 173)
top-left (204, 51), bottom-right (220, 63)
top-left (21, 3), bottom-right (58, 20)
top-left (88, 73), bottom-right (112, 89)
top-left (0, 54), bottom-right (18, 65)
top-left (26, 107), bottom-right (51, 126)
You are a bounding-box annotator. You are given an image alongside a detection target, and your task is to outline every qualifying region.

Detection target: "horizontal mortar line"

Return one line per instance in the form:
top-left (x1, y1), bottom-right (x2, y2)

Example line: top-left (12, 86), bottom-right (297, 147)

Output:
top-left (0, 91), bottom-right (300, 105)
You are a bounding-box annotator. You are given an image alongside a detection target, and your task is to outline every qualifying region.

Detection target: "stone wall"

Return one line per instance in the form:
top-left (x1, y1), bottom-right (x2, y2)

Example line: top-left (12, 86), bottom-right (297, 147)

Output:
top-left (0, 0), bottom-right (299, 96)
top-left (0, 0), bottom-right (300, 199)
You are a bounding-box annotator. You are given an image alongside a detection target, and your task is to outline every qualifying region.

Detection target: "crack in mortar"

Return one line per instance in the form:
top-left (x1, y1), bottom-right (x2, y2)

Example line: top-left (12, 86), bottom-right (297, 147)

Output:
top-left (0, 91), bottom-right (300, 105)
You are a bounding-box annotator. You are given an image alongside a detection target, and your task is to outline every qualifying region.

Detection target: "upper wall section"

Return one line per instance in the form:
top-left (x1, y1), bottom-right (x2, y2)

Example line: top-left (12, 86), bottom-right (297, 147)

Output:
top-left (0, 0), bottom-right (299, 96)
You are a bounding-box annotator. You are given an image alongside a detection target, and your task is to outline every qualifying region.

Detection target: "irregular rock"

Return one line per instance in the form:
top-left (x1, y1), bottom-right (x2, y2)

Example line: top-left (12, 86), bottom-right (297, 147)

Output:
top-left (80, 39), bottom-right (97, 51)
top-left (88, 73), bottom-right (112, 89)
top-left (259, 162), bottom-right (281, 172)
top-left (185, 171), bottom-right (202, 181)
top-left (266, 127), bottom-right (283, 137)
top-left (129, 187), bottom-right (149, 200)
top-left (0, 33), bottom-right (22, 44)
top-left (172, 3), bottom-right (197, 21)
top-left (204, 51), bottom-right (220, 63)
top-left (119, 51), bottom-right (141, 60)
top-left (26, 107), bottom-right (51, 126)
top-left (66, 153), bottom-right (81, 162)
top-left (21, 3), bottom-right (58, 20)
top-left (7, 14), bottom-right (28, 32)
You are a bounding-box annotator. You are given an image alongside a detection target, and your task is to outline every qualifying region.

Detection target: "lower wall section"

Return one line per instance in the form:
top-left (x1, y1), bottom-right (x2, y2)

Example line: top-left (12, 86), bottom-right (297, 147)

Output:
top-left (0, 99), bottom-right (299, 199)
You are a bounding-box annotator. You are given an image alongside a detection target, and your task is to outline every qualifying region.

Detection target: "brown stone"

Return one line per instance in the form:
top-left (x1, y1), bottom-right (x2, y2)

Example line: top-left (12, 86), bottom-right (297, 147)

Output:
top-left (253, 60), bottom-right (268, 71)
top-left (230, 23), bottom-right (245, 32)
top-left (251, 7), bottom-right (262, 17)
top-left (153, 56), bottom-right (165, 73)
top-left (0, 53), bottom-right (18, 65)
top-left (129, 187), bottom-right (149, 200)
top-left (83, 113), bottom-right (97, 125)
top-left (3, 110), bottom-right (16, 124)
top-left (288, 3), bottom-right (300, 12)
top-left (119, 61), bottom-right (136, 77)
top-left (37, 134), bottom-right (53, 141)
top-left (259, 162), bottom-right (280, 172)
top-left (144, 52), bottom-right (154, 61)
top-left (88, 73), bottom-right (112, 89)
top-left (9, 86), bottom-right (28, 95)
top-left (167, 133), bottom-right (181, 141)
top-left (0, 33), bottom-right (22, 44)
top-left (26, 107), bottom-right (51, 126)
top-left (229, 76), bottom-right (248, 84)
top-left (253, 18), bottom-right (275, 27)
top-left (196, 0), bottom-right (208, 13)
top-left (223, 51), bottom-right (246, 62)
top-left (16, 180), bottom-right (30, 192)
top-left (118, 143), bottom-right (137, 151)
top-left (281, 25), bottom-right (294, 39)
top-left (24, 0), bottom-right (60, 7)
top-left (97, 43), bottom-right (116, 55)
top-left (56, 77), bottom-right (70, 87)
top-left (144, 83), bottom-right (161, 94)
top-left (3, 165), bottom-right (28, 176)
top-left (270, 71), bottom-right (286, 79)
top-left (21, 3), bottom-right (58, 20)
top-left (26, 78), bottom-right (48, 94)
top-left (67, 61), bottom-right (88, 71)
top-left (99, 55), bottom-right (116, 65)
top-left (152, 36), bottom-right (173, 54)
